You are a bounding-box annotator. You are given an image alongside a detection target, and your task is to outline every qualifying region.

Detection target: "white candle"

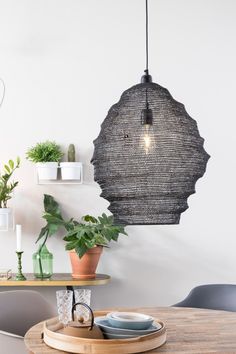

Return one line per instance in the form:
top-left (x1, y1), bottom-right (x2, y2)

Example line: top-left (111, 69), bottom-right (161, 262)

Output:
top-left (16, 224), bottom-right (22, 252)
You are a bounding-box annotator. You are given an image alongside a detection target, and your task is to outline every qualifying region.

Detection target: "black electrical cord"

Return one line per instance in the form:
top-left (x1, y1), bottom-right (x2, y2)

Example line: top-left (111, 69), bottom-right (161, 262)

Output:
top-left (141, 0), bottom-right (152, 83)
top-left (145, 0), bottom-right (149, 73)
top-left (141, 0), bottom-right (153, 124)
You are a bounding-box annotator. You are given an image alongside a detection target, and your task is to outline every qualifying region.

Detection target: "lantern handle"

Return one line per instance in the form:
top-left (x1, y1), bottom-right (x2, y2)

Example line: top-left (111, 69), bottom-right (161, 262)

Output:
top-left (71, 302), bottom-right (94, 330)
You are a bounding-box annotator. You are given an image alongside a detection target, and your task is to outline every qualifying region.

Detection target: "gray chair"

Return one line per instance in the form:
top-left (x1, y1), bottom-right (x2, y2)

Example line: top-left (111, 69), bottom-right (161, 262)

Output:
top-left (0, 290), bottom-right (56, 354)
top-left (174, 284), bottom-right (236, 312)
top-left (0, 332), bottom-right (27, 354)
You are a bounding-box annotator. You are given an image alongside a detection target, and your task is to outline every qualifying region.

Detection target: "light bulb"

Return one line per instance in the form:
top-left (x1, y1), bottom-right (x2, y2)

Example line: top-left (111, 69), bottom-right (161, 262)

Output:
top-left (141, 107), bottom-right (155, 154)
top-left (142, 124), bottom-right (155, 154)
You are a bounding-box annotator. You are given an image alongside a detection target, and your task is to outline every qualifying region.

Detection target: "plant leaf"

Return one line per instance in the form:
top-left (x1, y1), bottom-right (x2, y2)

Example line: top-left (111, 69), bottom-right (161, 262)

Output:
top-left (43, 194), bottom-right (63, 218)
top-left (75, 244), bottom-right (88, 259)
top-left (36, 226), bottom-right (48, 243)
top-left (4, 165), bottom-right (10, 174)
top-left (48, 223), bottom-right (60, 237)
top-left (9, 160), bottom-right (14, 169)
top-left (83, 215), bottom-right (98, 224)
top-left (65, 240), bottom-right (78, 251)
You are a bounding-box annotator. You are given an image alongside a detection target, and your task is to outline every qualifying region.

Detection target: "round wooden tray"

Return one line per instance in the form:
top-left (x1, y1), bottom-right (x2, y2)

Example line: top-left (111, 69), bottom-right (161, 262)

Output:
top-left (43, 315), bottom-right (167, 354)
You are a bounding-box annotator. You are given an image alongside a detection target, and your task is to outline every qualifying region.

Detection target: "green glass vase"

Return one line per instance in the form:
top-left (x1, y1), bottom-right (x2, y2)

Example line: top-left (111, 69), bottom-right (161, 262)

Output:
top-left (33, 244), bottom-right (53, 279)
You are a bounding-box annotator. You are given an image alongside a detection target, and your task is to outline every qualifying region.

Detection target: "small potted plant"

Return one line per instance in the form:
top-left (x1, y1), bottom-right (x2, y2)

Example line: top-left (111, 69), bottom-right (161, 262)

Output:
top-left (60, 144), bottom-right (82, 180)
top-left (40, 194), bottom-right (127, 279)
top-left (0, 157), bottom-right (20, 229)
top-left (63, 214), bottom-right (127, 279)
top-left (26, 141), bottom-right (63, 180)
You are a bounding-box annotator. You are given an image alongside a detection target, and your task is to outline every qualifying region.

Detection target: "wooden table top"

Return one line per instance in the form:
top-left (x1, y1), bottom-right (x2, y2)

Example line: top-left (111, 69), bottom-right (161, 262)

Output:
top-left (0, 273), bottom-right (110, 286)
top-left (24, 306), bottom-right (236, 353)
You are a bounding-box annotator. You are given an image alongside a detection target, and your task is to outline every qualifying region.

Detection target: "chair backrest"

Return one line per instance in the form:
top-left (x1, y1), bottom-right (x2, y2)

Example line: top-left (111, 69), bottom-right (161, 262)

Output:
top-left (174, 284), bottom-right (236, 312)
top-left (0, 290), bottom-right (56, 336)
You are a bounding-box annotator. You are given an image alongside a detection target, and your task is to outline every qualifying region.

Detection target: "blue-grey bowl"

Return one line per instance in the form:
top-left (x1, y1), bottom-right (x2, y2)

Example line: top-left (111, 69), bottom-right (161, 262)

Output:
top-left (106, 312), bottom-right (154, 330)
top-left (95, 317), bottom-right (161, 335)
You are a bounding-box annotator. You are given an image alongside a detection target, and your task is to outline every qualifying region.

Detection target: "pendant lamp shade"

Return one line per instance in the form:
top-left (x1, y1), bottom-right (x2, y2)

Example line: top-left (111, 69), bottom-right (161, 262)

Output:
top-left (91, 0), bottom-right (210, 225)
top-left (91, 82), bottom-right (210, 225)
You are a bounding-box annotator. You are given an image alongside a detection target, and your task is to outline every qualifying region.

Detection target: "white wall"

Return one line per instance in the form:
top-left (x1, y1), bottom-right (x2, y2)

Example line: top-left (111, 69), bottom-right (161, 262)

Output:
top-left (0, 0), bottom-right (235, 309)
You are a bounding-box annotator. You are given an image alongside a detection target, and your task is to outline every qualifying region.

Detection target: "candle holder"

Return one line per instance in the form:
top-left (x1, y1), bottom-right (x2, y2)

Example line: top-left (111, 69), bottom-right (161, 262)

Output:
top-left (15, 251), bottom-right (26, 281)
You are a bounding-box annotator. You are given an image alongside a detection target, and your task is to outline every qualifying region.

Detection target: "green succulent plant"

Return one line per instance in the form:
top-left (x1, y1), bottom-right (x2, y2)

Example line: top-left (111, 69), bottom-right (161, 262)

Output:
top-left (26, 141), bottom-right (63, 163)
top-left (0, 157), bottom-right (20, 208)
top-left (68, 144), bottom-right (76, 162)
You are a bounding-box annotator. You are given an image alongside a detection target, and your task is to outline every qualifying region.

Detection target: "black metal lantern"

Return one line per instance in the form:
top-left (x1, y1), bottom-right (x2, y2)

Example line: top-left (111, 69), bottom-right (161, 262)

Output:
top-left (91, 0), bottom-right (210, 225)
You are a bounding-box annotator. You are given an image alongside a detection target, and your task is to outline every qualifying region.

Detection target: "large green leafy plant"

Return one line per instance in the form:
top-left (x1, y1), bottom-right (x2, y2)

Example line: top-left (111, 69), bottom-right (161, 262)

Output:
top-left (26, 141), bottom-right (63, 163)
top-left (0, 157), bottom-right (20, 208)
top-left (37, 194), bottom-right (127, 259)
top-left (63, 214), bottom-right (127, 258)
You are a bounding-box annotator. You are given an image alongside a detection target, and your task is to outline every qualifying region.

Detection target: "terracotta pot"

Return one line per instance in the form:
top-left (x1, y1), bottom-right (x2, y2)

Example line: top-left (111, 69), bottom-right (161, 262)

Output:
top-left (69, 247), bottom-right (103, 279)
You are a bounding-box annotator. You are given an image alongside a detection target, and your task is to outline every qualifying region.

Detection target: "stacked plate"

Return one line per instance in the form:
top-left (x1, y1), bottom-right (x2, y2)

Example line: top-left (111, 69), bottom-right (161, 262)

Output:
top-left (95, 312), bottom-right (162, 339)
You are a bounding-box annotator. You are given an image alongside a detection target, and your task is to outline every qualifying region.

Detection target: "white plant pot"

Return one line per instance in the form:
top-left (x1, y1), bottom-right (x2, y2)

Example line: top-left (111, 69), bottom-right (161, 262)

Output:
top-left (60, 162), bottom-right (81, 180)
top-left (0, 208), bottom-right (11, 229)
top-left (36, 162), bottom-right (58, 180)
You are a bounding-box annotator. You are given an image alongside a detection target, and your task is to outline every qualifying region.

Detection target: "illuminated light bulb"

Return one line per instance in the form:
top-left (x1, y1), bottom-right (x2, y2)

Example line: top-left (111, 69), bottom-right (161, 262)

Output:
top-left (141, 106), bottom-right (155, 154)
top-left (144, 124), bottom-right (151, 150)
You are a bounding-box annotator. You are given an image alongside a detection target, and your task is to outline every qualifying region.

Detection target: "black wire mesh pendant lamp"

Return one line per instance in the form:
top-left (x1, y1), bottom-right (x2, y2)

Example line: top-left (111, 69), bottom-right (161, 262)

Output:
top-left (91, 0), bottom-right (210, 225)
